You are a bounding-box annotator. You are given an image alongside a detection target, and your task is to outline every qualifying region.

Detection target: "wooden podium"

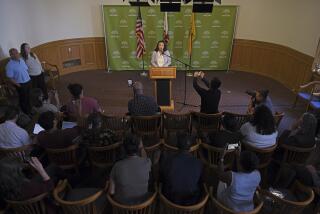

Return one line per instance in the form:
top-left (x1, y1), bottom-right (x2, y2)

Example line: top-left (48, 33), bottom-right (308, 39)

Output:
top-left (149, 67), bottom-right (176, 111)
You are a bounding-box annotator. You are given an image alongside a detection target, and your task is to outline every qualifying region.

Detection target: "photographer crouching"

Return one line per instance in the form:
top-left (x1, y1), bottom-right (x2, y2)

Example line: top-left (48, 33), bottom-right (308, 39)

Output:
top-left (246, 89), bottom-right (274, 114)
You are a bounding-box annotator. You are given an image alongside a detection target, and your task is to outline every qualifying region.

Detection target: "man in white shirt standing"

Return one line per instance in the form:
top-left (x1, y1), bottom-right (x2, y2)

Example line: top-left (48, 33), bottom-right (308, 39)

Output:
top-left (0, 106), bottom-right (31, 148)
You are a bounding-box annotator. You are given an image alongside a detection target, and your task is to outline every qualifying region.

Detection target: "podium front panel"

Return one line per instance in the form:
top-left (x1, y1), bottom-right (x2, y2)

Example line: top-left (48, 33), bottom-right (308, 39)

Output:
top-left (156, 79), bottom-right (170, 106)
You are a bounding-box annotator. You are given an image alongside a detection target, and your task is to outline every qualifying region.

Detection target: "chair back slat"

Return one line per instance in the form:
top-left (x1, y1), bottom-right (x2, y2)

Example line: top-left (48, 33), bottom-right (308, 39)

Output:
top-left (192, 112), bottom-right (222, 136)
top-left (102, 115), bottom-right (130, 140)
top-left (274, 112), bottom-right (285, 128)
top-left (53, 180), bottom-right (106, 214)
top-left (281, 144), bottom-right (316, 165)
top-left (0, 145), bottom-right (31, 162)
top-left (46, 144), bottom-right (79, 170)
top-left (88, 142), bottom-right (122, 168)
top-left (6, 192), bottom-right (48, 214)
top-left (163, 112), bottom-right (191, 136)
top-left (222, 112), bottom-right (252, 131)
top-left (132, 115), bottom-right (161, 137)
top-left (199, 143), bottom-right (235, 169)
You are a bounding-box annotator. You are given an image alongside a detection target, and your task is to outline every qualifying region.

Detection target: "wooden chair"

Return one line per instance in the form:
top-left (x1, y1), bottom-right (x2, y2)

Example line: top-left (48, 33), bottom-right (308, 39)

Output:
top-left (222, 112), bottom-right (252, 131)
top-left (45, 143), bottom-right (81, 173)
top-left (242, 142), bottom-right (277, 188)
top-left (293, 81), bottom-right (320, 111)
top-left (192, 112), bottom-right (222, 138)
top-left (5, 192), bottom-right (49, 214)
top-left (87, 142), bottom-right (122, 168)
top-left (260, 181), bottom-right (314, 214)
top-left (159, 184), bottom-right (209, 214)
top-left (199, 142), bottom-right (235, 170)
top-left (274, 112), bottom-right (285, 128)
top-left (209, 188), bottom-right (263, 214)
top-left (107, 188), bottom-right (157, 214)
top-left (278, 144), bottom-right (316, 165)
top-left (53, 179), bottom-right (106, 214)
top-left (41, 61), bottom-right (60, 90)
top-left (163, 141), bottom-right (199, 157)
top-left (0, 144), bottom-right (32, 162)
top-left (162, 112), bottom-right (192, 137)
top-left (102, 115), bottom-right (130, 140)
top-left (131, 115), bottom-right (162, 163)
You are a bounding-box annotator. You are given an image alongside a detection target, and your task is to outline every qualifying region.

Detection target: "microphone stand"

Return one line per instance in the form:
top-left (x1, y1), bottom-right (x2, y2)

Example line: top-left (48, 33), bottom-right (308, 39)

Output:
top-left (162, 52), bottom-right (199, 108)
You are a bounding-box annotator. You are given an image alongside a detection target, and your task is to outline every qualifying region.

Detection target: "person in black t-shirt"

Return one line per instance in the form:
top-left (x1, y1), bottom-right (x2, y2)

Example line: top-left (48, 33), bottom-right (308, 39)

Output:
top-left (193, 71), bottom-right (221, 114)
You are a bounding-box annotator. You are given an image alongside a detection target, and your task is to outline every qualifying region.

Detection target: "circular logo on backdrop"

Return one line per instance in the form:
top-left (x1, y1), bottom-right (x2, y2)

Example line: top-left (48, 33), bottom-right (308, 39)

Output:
top-left (209, 60), bottom-right (218, 68)
top-left (174, 20), bottom-right (183, 28)
top-left (184, 30), bottom-right (190, 39)
top-left (119, 19), bottom-right (128, 28)
top-left (130, 51), bottom-right (136, 59)
top-left (219, 51), bottom-right (227, 59)
top-left (202, 31), bottom-right (211, 39)
top-left (108, 8), bottom-right (118, 17)
top-left (148, 31), bottom-right (156, 38)
top-left (183, 51), bottom-right (189, 59)
top-left (175, 41), bottom-right (183, 48)
top-left (157, 20), bottom-right (164, 28)
top-left (222, 9), bottom-right (231, 17)
top-left (195, 19), bottom-right (202, 27)
top-left (112, 50), bottom-right (120, 59)
top-left (210, 40), bottom-right (219, 49)
top-left (121, 61), bottom-right (130, 69)
top-left (147, 8), bottom-right (156, 16)
top-left (192, 61), bottom-right (200, 68)
top-left (221, 30), bottom-right (229, 39)
top-left (201, 51), bottom-right (209, 58)
top-left (128, 8), bottom-right (137, 17)
top-left (194, 41), bottom-right (201, 48)
top-left (211, 20), bottom-right (221, 28)
top-left (129, 30), bottom-right (135, 39)
top-left (168, 31), bottom-right (174, 38)
top-left (110, 30), bottom-right (120, 38)
top-left (121, 41), bottom-right (129, 49)
top-left (184, 8), bottom-right (192, 16)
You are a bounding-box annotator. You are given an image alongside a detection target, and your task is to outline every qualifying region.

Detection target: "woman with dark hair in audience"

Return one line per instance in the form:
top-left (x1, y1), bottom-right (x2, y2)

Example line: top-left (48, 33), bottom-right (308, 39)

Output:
top-left (30, 88), bottom-right (60, 114)
top-left (82, 112), bottom-right (117, 146)
top-left (217, 150), bottom-right (260, 212)
top-left (240, 105), bottom-right (278, 148)
top-left (65, 83), bottom-right (101, 120)
top-left (279, 112), bottom-right (317, 148)
top-left (0, 157), bottom-right (56, 213)
top-left (20, 43), bottom-right (48, 100)
top-left (207, 114), bottom-right (243, 148)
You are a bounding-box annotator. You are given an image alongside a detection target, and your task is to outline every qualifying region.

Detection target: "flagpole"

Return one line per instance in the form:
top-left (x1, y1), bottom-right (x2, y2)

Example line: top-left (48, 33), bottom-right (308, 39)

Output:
top-left (188, 32), bottom-right (193, 77)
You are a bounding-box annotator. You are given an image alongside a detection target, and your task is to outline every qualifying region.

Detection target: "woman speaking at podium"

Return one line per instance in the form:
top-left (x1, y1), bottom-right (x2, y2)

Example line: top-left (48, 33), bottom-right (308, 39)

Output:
top-left (151, 40), bottom-right (171, 67)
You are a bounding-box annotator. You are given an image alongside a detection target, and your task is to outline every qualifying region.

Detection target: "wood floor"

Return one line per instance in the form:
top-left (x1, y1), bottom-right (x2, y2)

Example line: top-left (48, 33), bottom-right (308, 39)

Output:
top-left (56, 70), bottom-right (306, 132)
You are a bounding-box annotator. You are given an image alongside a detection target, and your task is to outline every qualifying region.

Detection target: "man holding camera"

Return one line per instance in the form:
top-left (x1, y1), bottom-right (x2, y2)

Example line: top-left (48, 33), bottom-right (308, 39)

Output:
top-left (193, 71), bottom-right (221, 114)
top-left (246, 90), bottom-right (274, 114)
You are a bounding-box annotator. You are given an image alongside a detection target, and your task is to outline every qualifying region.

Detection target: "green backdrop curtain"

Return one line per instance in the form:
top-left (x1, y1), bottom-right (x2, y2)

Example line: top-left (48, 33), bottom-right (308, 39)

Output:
top-left (103, 5), bottom-right (237, 71)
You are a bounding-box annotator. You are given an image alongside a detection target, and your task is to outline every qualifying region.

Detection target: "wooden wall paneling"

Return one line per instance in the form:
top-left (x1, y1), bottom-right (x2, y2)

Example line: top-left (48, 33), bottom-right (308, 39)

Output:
top-left (83, 43), bottom-right (96, 65)
top-left (95, 41), bottom-right (106, 69)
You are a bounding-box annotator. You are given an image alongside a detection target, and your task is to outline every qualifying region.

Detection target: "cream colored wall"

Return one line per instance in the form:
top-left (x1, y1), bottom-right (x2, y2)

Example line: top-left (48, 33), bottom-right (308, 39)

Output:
top-left (1, 0), bottom-right (319, 59)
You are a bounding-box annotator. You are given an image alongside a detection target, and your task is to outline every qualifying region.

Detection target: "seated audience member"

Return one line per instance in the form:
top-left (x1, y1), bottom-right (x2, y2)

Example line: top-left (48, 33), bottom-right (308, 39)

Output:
top-left (207, 114), bottom-right (243, 148)
top-left (20, 43), bottom-right (48, 100)
top-left (217, 150), bottom-right (260, 212)
top-left (193, 71), bottom-right (221, 114)
top-left (240, 105), bottom-right (278, 148)
top-left (160, 132), bottom-right (203, 205)
top-left (82, 112), bottom-right (117, 146)
top-left (109, 133), bottom-right (151, 204)
top-left (5, 48), bottom-right (32, 114)
top-left (66, 83), bottom-right (101, 119)
top-left (0, 157), bottom-right (54, 201)
top-left (30, 88), bottom-right (60, 114)
top-left (36, 111), bottom-right (80, 149)
top-left (0, 106), bottom-right (31, 148)
top-left (247, 89), bottom-right (274, 114)
top-left (279, 113), bottom-right (317, 148)
top-left (128, 81), bottom-right (159, 116)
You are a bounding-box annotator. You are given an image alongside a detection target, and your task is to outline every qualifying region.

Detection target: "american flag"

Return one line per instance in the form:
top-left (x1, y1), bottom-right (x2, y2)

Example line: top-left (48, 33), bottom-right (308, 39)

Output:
top-left (136, 7), bottom-right (145, 59)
